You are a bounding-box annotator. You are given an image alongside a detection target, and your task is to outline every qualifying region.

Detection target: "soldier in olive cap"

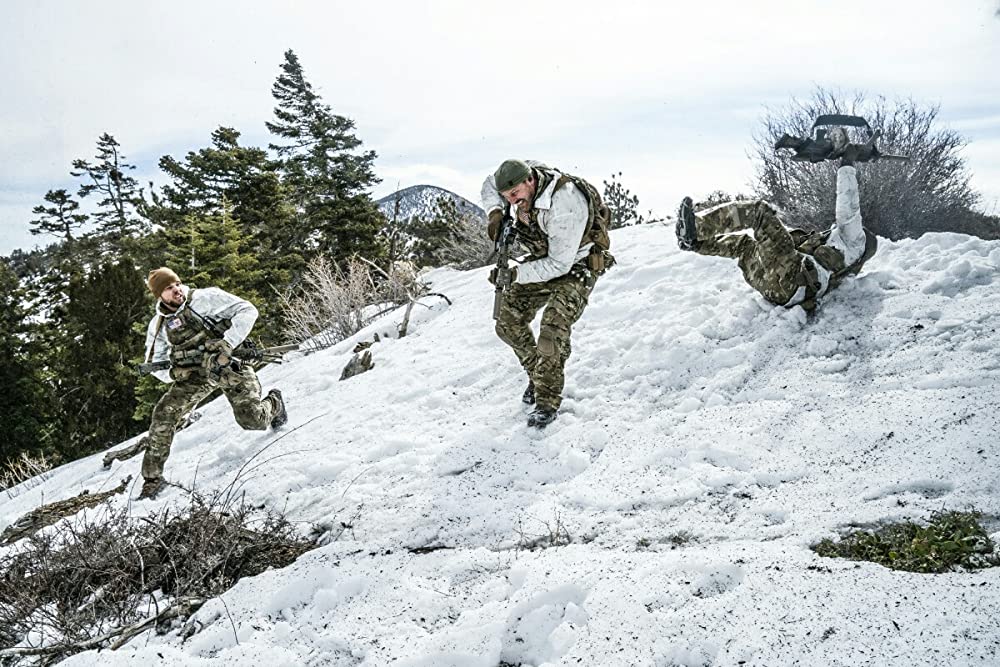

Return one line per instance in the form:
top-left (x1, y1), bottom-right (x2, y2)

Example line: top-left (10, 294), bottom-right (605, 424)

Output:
top-left (137, 268), bottom-right (287, 499)
top-left (675, 163), bottom-right (877, 311)
top-left (482, 159), bottom-right (613, 428)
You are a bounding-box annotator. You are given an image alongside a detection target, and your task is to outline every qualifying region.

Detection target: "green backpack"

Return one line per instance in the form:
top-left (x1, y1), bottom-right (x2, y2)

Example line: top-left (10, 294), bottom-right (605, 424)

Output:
top-left (549, 169), bottom-right (614, 272)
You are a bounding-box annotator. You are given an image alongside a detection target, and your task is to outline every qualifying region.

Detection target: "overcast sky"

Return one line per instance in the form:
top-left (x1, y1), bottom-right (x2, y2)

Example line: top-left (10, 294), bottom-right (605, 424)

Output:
top-left (1, 0), bottom-right (998, 255)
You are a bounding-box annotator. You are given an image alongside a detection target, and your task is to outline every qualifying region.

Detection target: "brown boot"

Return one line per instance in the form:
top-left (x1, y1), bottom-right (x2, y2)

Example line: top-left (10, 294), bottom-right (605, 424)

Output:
top-left (138, 477), bottom-right (166, 500)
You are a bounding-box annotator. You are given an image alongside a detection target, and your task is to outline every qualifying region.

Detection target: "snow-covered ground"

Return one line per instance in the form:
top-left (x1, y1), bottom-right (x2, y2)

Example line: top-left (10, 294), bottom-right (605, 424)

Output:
top-left (3, 223), bottom-right (1000, 666)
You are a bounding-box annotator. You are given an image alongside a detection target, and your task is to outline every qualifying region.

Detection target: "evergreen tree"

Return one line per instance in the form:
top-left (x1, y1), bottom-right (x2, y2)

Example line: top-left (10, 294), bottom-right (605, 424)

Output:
top-left (71, 133), bottom-right (147, 254)
top-left (267, 49), bottom-right (385, 262)
top-left (0, 261), bottom-right (54, 465)
top-left (603, 172), bottom-right (647, 229)
top-left (52, 261), bottom-right (148, 460)
top-left (30, 189), bottom-right (89, 247)
top-left (159, 198), bottom-right (264, 304)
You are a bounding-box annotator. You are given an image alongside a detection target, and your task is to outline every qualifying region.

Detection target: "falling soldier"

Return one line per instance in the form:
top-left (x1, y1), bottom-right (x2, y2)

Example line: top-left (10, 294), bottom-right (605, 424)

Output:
top-left (137, 268), bottom-right (287, 499)
top-left (483, 159), bottom-right (613, 428)
top-left (675, 125), bottom-right (883, 311)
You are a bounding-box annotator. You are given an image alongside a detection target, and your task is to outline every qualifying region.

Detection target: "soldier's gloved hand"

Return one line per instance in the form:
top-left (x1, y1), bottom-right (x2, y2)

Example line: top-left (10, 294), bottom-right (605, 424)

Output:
top-left (218, 365), bottom-right (242, 387)
top-left (203, 338), bottom-right (234, 367)
top-left (169, 366), bottom-right (196, 382)
top-left (488, 266), bottom-right (517, 288)
top-left (487, 209), bottom-right (505, 242)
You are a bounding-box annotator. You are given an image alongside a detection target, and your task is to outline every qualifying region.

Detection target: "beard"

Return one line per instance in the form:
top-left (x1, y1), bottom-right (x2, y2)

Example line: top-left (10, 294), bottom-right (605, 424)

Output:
top-left (162, 293), bottom-right (186, 310)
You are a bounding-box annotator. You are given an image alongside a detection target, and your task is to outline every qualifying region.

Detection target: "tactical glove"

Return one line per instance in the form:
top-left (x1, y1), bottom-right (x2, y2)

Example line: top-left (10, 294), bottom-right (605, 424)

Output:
top-left (489, 266), bottom-right (517, 289)
top-left (487, 209), bottom-right (505, 242)
top-left (169, 366), bottom-right (197, 382)
top-left (204, 338), bottom-right (234, 366)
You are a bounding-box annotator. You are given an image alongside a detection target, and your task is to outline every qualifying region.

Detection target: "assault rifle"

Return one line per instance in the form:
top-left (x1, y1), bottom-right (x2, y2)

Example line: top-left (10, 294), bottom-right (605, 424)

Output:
top-left (775, 114), bottom-right (910, 164)
top-left (137, 343), bottom-right (300, 376)
top-left (492, 205), bottom-right (517, 321)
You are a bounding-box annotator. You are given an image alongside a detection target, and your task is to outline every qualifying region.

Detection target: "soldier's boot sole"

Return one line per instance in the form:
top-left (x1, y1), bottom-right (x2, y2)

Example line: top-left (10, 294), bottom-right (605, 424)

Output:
top-left (676, 197), bottom-right (698, 250)
top-left (268, 389), bottom-right (288, 429)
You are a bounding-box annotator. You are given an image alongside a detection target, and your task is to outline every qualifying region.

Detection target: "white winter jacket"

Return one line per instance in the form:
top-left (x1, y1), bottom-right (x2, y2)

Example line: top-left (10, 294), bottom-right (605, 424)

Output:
top-left (481, 161), bottom-right (592, 284)
top-left (143, 285), bottom-right (258, 383)
top-left (784, 165), bottom-right (864, 307)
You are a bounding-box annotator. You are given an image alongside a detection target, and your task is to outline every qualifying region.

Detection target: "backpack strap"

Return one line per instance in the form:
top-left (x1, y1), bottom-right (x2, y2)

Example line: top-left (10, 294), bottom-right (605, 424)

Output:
top-left (552, 173), bottom-right (612, 255)
top-left (145, 315), bottom-right (165, 363)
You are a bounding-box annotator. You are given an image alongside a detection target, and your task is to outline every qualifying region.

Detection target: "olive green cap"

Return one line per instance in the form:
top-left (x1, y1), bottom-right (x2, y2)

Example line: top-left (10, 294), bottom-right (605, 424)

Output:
top-left (494, 159), bottom-right (531, 192)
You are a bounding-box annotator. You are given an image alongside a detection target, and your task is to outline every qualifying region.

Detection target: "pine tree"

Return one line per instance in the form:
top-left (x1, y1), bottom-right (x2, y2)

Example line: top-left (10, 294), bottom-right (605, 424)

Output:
top-left (603, 172), bottom-right (647, 229)
top-left (30, 189), bottom-right (89, 246)
top-left (159, 198), bottom-right (264, 301)
top-left (0, 261), bottom-right (54, 465)
top-left (267, 49), bottom-right (385, 263)
top-left (52, 261), bottom-right (148, 460)
top-left (71, 133), bottom-right (147, 254)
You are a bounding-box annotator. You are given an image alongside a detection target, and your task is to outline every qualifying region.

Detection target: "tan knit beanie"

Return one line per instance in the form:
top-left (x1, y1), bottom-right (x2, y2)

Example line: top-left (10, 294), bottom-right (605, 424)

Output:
top-left (147, 267), bottom-right (180, 298)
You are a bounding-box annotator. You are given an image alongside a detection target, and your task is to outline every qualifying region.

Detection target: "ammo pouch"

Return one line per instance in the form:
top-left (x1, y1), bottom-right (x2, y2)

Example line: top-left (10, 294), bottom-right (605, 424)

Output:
top-left (587, 248), bottom-right (616, 275)
top-left (170, 345), bottom-right (207, 368)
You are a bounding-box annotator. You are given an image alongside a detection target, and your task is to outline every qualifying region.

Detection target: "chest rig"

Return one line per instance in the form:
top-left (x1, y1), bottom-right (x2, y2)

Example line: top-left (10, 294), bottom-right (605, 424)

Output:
top-left (154, 290), bottom-right (232, 367)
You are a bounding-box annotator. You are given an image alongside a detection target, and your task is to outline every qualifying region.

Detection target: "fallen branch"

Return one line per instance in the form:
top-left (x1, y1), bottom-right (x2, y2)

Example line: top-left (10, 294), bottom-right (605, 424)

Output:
top-left (0, 476), bottom-right (132, 546)
top-left (0, 596), bottom-right (205, 659)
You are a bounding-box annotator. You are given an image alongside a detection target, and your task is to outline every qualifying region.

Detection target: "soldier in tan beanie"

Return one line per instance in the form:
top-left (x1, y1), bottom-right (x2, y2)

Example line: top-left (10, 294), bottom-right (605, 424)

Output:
top-left (147, 267), bottom-right (181, 299)
top-left (136, 267), bottom-right (287, 500)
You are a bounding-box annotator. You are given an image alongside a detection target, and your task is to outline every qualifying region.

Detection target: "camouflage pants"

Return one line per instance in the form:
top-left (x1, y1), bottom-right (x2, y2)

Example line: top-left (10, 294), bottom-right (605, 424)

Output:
top-left (694, 201), bottom-right (813, 306)
top-left (141, 364), bottom-right (275, 480)
top-left (495, 266), bottom-right (596, 411)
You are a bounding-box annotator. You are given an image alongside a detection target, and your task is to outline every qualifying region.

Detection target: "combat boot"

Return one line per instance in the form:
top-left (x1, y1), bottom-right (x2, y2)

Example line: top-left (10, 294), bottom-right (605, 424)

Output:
top-left (267, 389), bottom-right (288, 428)
top-left (527, 407), bottom-right (557, 428)
top-left (522, 380), bottom-right (536, 405)
top-left (676, 197), bottom-right (698, 250)
top-left (138, 476), bottom-right (166, 500)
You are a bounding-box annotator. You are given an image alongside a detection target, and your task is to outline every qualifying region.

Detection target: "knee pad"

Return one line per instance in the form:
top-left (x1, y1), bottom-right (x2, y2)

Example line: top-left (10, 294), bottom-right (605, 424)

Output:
top-left (537, 331), bottom-right (557, 358)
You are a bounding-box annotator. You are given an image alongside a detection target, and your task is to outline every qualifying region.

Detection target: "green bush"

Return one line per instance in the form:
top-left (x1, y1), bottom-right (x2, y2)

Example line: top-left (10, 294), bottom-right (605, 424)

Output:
top-left (813, 510), bottom-right (999, 573)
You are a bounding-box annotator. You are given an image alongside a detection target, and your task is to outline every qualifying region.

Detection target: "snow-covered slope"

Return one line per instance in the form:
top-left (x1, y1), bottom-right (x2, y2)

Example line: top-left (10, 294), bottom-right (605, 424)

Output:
top-left (3, 223), bottom-right (1000, 666)
top-left (377, 184), bottom-right (484, 222)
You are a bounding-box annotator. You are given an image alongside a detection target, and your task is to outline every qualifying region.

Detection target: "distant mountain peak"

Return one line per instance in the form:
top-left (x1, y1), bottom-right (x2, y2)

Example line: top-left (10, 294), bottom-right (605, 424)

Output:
top-left (377, 185), bottom-right (483, 222)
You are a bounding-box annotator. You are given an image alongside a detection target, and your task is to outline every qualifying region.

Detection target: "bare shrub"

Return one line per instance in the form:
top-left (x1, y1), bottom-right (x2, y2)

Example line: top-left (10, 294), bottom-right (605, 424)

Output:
top-left (752, 87), bottom-right (993, 240)
top-left (435, 214), bottom-right (494, 270)
top-left (278, 255), bottom-right (427, 353)
top-left (512, 511), bottom-right (572, 552)
top-left (1, 452), bottom-right (54, 500)
top-left (0, 488), bottom-right (316, 662)
top-left (279, 252), bottom-right (453, 352)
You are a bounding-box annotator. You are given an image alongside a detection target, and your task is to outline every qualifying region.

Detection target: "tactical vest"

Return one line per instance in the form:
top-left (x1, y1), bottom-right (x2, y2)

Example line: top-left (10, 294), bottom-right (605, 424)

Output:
top-left (516, 167), bottom-right (613, 273)
top-left (149, 290), bottom-right (231, 368)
